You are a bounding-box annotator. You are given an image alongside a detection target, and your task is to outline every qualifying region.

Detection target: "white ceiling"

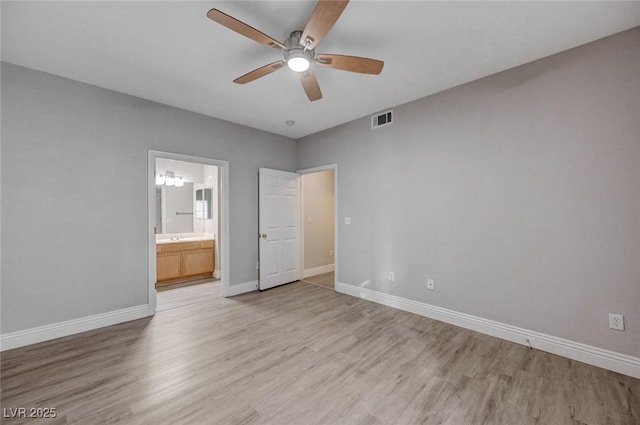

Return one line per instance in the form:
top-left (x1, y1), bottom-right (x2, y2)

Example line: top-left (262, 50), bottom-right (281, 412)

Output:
top-left (3, 1), bottom-right (639, 139)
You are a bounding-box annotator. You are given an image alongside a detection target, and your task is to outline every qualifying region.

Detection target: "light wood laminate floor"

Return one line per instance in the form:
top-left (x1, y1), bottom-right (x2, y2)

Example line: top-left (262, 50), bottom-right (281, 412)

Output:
top-left (1, 281), bottom-right (638, 425)
top-left (301, 271), bottom-right (335, 289)
top-left (156, 279), bottom-right (221, 312)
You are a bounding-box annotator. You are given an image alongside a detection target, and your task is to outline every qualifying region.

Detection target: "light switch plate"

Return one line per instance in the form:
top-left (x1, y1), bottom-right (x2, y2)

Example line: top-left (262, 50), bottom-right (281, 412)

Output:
top-left (344, 217), bottom-right (351, 225)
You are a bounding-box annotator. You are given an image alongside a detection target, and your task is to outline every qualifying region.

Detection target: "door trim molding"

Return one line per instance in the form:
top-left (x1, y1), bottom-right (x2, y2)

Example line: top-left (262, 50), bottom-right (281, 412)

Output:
top-left (335, 282), bottom-right (640, 379)
top-left (297, 163), bottom-right (338, 289)
top-left (148, 150), bottom-right (230, 311)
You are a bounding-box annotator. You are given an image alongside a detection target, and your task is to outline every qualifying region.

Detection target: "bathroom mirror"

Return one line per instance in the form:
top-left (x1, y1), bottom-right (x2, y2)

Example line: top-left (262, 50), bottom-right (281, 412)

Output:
top-left (155, 159), bottom-right (219, 236)
top-left (156, 183), bottom-right (196, 234)
top-left (156, 185), bottom-right (215, 234)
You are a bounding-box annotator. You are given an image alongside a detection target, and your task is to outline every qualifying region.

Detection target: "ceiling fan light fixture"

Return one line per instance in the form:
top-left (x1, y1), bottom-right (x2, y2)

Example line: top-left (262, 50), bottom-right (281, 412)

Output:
top-left (208, 3), bottom-right (383, 102)
top-left (287, 56), bottom-right (310, 73)
top-left (284, 31), bottom-right (313, 73)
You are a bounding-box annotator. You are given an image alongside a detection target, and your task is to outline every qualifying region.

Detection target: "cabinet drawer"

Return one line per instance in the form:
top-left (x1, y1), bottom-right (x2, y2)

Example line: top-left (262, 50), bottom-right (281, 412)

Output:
top-left (162, 241), bottom-right (201, 252)
top-left (200, 240), bottom-right (214, 249)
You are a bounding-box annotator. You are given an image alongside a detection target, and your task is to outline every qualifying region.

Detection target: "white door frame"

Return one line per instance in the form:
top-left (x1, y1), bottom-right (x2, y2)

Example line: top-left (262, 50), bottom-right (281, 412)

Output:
top-left (297, 163), bottom-right (338, 288)
top-left (148, 150), bottom-right (230, 312)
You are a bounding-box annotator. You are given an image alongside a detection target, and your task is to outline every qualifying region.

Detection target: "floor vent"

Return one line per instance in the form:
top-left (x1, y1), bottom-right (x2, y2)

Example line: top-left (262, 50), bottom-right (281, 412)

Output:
top-left (371, 110), bottom-right (393, 129)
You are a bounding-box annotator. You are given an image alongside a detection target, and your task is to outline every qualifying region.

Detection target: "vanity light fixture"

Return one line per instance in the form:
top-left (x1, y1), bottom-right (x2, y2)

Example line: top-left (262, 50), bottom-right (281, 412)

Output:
top-left (156, 171), bottom-right (184, 187)
top-left (164, 174), bottom-right (175, 186)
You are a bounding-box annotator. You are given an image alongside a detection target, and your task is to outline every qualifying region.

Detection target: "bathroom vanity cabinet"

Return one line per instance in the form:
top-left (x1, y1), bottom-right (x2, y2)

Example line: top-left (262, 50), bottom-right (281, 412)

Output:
top-left (156, 240), bottom-right (215, 285)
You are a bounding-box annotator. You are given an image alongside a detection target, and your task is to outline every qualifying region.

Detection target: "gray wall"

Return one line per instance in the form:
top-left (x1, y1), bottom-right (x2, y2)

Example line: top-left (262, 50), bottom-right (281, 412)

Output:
top-left (303, 170), bottom-right (335, 269)
top-left (297, 28), bottom-right (640, 357)
top-left (1, 63), bottom-right (296, 333)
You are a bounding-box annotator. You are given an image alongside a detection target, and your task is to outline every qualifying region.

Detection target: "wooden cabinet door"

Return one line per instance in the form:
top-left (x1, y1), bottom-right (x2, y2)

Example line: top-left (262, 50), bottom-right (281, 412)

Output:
top-left (182, 251), bottom-right (214, 277)
top-left (157, 253), bottom-right (182, 282)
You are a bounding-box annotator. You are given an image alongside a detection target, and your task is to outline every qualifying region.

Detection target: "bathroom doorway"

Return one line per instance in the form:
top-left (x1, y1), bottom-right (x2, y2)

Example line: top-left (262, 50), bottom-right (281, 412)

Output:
top-left (148, 151), bottom-right (229, 312)
top-left (299, 164), bottom-right (337, 290)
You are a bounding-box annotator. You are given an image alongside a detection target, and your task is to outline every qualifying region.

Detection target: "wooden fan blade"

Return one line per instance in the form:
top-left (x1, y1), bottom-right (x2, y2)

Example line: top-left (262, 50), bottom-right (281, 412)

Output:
top-left (300, 70), bottom-right (322, 101)
top-left (316, 54), bottom-right (384, 75)
top-left (207, 9), bottom-right (287, 50)
top-left (300, 0), bottom-right (349, 50)
top-left (234, 61), bottom-right (286, 84)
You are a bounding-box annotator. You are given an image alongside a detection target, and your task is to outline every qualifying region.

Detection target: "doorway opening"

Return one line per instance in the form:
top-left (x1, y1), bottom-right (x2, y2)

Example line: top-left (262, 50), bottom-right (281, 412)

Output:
top-left (299, 165), bottom-right (337, 290)
top-left (148, 151), bottom-right (230, 312)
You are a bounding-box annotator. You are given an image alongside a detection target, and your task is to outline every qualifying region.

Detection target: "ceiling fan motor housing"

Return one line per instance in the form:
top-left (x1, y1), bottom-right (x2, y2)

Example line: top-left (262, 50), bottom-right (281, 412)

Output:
top-left (284, 30), bottom-right (315, 64)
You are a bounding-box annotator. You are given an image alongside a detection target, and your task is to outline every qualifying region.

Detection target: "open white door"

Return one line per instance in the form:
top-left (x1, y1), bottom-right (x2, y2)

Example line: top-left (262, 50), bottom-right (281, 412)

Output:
top-left (259, 168), bottom-right (301, 290)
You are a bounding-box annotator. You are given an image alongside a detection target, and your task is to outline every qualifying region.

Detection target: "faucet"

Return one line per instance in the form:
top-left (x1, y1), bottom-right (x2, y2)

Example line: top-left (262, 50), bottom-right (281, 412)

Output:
top-left (170, 234), bottom-right (179, 241)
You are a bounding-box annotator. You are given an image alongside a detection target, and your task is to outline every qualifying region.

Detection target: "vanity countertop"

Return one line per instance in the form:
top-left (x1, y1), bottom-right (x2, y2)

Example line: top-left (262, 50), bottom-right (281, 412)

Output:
top-left (156, 235), bottom-right (215, 245)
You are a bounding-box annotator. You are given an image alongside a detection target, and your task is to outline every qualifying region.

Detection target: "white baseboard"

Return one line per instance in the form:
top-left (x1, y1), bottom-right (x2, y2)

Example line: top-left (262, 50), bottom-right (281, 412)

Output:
top-left (227, 280), bottom-right (258, 296)
top-left (0, 304), bottom-right (154, 352)
top-left (303, 264), bottom-right (335, 279)
top-left (335, 282), bottom-right (640, 379)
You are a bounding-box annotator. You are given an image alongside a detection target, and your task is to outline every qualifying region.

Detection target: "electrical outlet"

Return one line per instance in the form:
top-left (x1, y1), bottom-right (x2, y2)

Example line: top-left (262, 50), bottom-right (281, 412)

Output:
top-left (344, 217), bottom-right (351, 225)
top-left (329, 249), bottom-right (334, 257)
top-left (427, 278), bottom-right (435, 290)
top-left (609, 313), bottom-right (624, 331)
top-left (388, 272), bottom-right (395, 282)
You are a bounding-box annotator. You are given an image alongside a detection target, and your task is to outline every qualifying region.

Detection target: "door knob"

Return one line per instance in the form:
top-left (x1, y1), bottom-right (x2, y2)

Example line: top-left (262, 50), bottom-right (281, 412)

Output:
top-left (260, 233), bottom-right (268, 239)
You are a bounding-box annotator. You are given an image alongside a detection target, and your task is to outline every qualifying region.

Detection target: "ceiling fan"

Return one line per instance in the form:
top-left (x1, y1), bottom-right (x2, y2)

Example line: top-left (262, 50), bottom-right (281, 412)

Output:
top-left (207, 0), bottom-right (384, 102)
